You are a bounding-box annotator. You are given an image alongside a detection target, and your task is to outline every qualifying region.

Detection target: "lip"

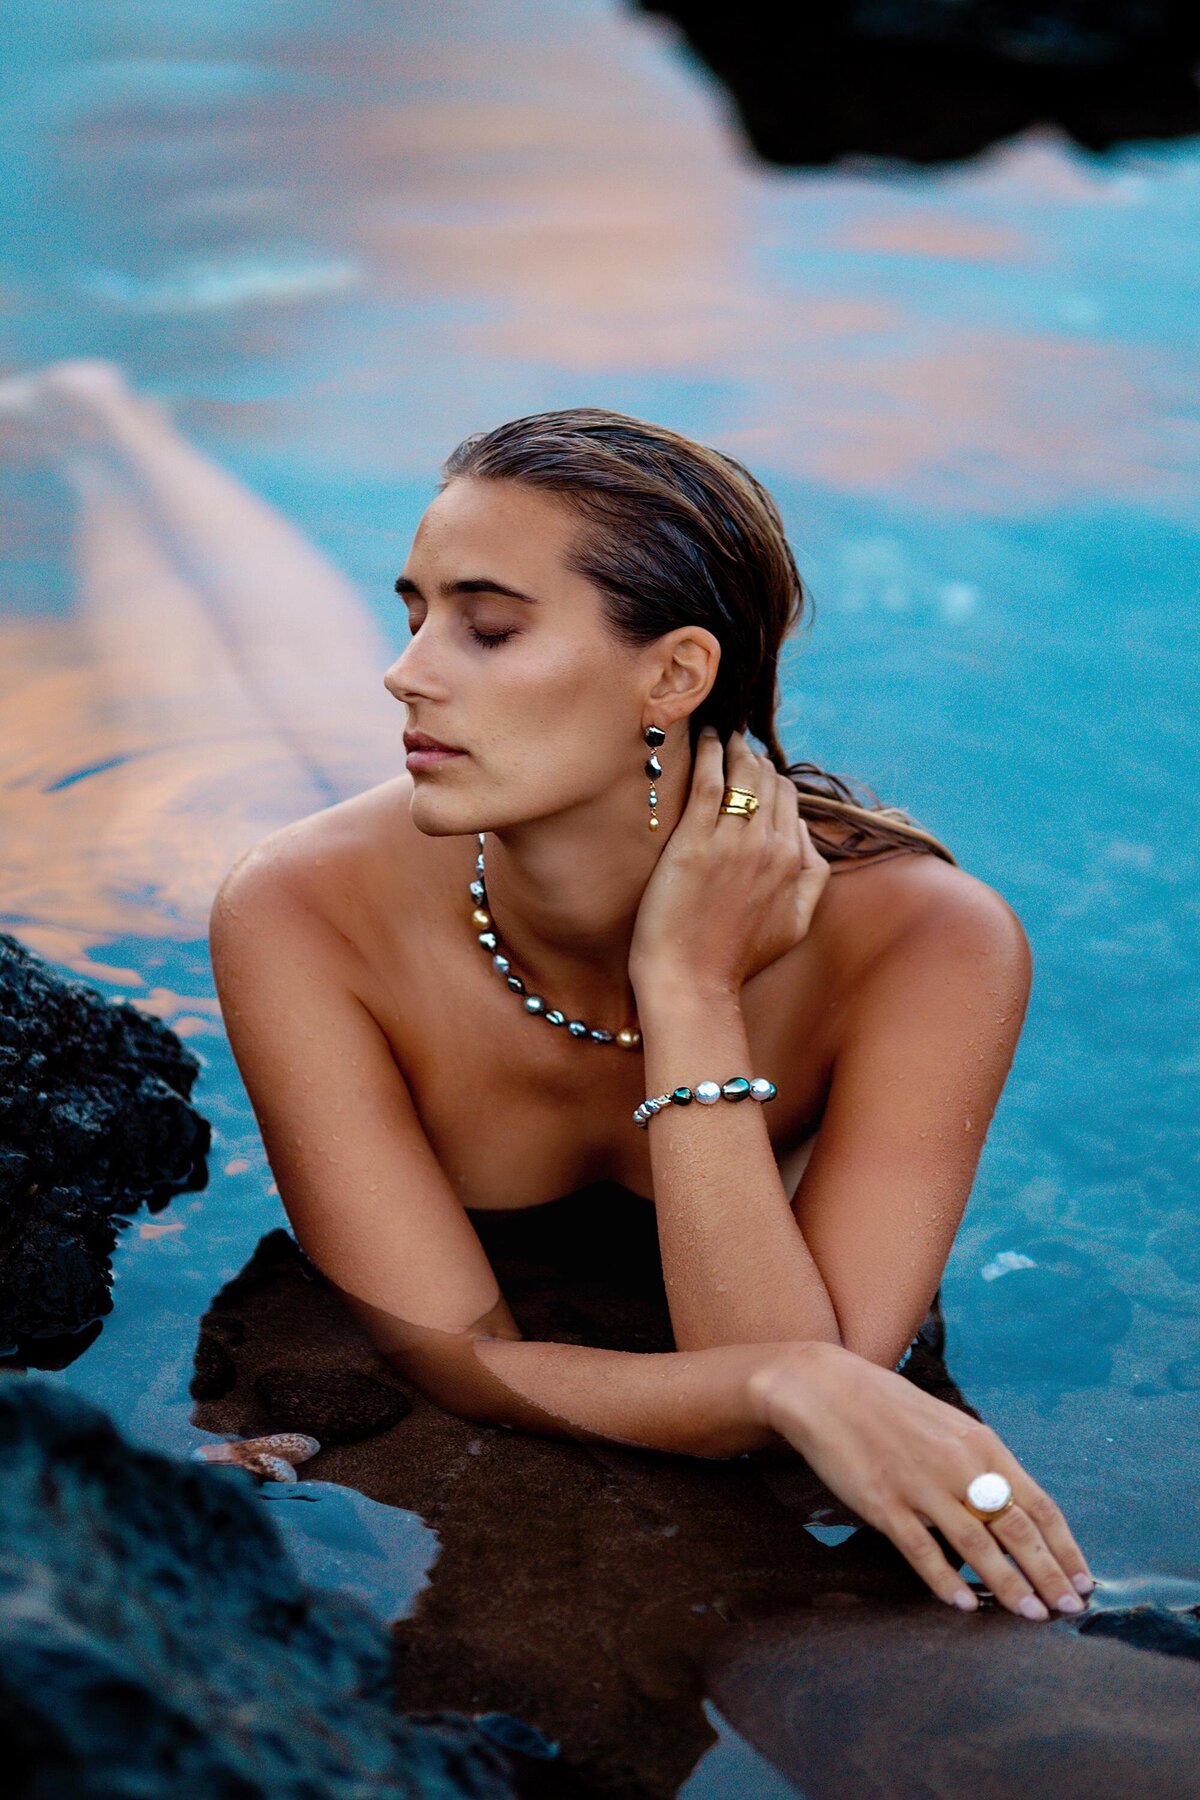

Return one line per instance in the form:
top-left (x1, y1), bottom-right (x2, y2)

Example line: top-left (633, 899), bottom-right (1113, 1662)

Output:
top-left (404, 730), bottom-right (465, 754)
top-left (405, 744), bottom-right (467, 770)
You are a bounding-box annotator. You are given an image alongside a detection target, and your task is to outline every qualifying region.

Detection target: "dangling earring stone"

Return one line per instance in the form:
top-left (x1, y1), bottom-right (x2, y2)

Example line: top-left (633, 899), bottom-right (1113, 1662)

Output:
top-left (644, 723), bottom-right (665, 831)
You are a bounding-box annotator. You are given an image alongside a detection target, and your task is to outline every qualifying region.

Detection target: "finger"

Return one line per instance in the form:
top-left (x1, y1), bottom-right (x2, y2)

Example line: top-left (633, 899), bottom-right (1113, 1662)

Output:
top-left (796, 812), bottom-right (823, 871)
top-left (979, 1444), bottom-right (1095, 1596)
top-left (770, 758), bottom-right (799, 836)
top-left (986, 1501), bottom-right (1085, 1614)
top-left (716, 731), bottom-right (767, 833)
top-left (885, 1507), bottom-right (980, 1611)
top-left (723, 729), bottom-right (759, 784)
top-left (686, 729), bottom-right (727, 810)
top-left (1014, 1478), bottom-right (1095, 1596)
top-left (770, 770), bottom-right (798, 831)
top-left (930, 1500), bottom-right (1053, 1621)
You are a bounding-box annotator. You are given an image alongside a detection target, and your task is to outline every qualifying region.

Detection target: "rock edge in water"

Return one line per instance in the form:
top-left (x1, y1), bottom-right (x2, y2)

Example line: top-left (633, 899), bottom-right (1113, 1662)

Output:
top-left (0, 1372), bottom-right (547, 1798)
top-left (0, 931), bottom-right (210, 1357)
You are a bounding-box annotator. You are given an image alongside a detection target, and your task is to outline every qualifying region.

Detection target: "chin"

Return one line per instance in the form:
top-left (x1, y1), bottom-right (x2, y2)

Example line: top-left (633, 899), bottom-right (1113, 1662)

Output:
top-left (406, 783), bottom-right (476, 839)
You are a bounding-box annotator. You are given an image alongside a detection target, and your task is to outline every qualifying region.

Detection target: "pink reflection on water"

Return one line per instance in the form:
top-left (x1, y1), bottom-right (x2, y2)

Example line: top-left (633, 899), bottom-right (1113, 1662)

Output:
top-left (837, 214), bottom-right (1032, 262)
top-left (0, 378), bottom-right (403, 981)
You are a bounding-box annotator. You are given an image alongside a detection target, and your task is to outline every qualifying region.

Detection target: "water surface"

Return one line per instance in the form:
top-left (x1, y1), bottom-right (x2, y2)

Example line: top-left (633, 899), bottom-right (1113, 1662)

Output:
top-left (1, 2), bottom-right (1198, 1792)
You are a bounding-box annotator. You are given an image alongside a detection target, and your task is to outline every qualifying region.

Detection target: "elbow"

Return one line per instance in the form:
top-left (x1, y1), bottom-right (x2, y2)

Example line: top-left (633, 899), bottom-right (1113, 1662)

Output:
top-left (378, 1334), bottom-right (581, 1441)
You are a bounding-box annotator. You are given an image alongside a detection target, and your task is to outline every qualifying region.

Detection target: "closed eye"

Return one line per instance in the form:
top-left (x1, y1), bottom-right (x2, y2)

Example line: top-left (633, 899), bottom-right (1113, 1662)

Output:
top-left (403, 617), bottom-right (517, 650)
top-left (470, 627), bottom-right (516, 649)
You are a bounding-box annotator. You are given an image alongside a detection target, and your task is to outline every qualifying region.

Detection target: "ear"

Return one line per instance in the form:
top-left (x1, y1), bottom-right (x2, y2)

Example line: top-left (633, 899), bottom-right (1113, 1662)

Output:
top-left (646, 626), bottom-right (720, 715)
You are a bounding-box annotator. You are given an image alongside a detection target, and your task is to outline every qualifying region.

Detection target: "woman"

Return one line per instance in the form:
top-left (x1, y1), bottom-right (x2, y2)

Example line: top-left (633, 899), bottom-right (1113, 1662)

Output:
top-left (208, 405), bottom-right (1094, 1624)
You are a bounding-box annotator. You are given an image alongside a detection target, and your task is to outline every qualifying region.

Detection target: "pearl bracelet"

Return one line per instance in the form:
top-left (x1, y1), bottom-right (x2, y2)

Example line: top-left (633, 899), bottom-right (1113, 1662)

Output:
top-left (633, 1075), bottom-right (777, 1130)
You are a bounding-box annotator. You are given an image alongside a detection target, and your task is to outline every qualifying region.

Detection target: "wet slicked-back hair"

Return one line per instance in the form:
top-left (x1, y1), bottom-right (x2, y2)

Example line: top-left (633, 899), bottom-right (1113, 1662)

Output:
top-left (440, 407), bottom-right (956, 867)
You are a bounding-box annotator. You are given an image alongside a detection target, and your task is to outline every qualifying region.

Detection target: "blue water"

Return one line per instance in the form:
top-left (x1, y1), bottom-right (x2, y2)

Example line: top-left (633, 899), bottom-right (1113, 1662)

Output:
top-left (2, 2), bottom-right (1198, 1793)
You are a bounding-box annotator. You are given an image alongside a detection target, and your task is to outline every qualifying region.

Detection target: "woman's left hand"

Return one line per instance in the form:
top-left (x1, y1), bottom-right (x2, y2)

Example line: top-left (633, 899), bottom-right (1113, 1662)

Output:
top-left (629, 727), bottom-right (831, 996)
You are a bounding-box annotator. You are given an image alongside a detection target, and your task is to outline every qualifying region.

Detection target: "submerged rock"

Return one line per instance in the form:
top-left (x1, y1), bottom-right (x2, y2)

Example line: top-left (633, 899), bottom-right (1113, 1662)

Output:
top-left (193, 1199), bottom-right (1200, 1797)
top-left (0, 1374), bottom-right (535, 1798)
top-left (705, 1601), bottom-right (1200, 1797)
top-left (0, 932), bottom-right (210, 1362)
top-left (192, 1201), bottom-right (968, 1798)
top-left (1081, 1602), bottom-right (1200, 1663)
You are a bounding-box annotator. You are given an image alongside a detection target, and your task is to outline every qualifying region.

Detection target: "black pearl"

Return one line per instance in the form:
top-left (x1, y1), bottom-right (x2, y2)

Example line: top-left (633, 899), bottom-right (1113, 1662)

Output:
top-left (721, 1077), bottom-right (752, 1100)
top-left (643, 724), bottom-right (666, 747)
top-left (670, 1087), bottom-right (693, 1105)
top-left (545, 1010), bottom-right (565, 1026)
top-left (506, 975), bottom-right (526, 993)
top-left (644, 753), bottom-right (661, 778)
top-left (478, 931), bottom-right (497, 951)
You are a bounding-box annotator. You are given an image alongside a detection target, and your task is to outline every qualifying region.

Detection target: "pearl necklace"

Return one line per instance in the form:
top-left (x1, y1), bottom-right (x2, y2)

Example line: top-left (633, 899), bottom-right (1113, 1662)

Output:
top-left (468, 832), bottom-right (643, 1049)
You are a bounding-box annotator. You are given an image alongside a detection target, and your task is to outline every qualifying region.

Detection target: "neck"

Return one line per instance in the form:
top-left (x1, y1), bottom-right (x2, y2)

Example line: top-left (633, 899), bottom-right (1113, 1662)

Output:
top-left (476, 769), bottom-right (687, 1029)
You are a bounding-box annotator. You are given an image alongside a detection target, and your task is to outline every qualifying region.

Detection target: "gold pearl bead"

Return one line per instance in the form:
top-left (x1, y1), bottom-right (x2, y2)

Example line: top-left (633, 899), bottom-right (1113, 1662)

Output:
top-left (616, 1027), bottom-right (641, 1050)
top-left (648, 816), bottom-right (660, 831)
top-left (471, 908), bottom-right (492, 929)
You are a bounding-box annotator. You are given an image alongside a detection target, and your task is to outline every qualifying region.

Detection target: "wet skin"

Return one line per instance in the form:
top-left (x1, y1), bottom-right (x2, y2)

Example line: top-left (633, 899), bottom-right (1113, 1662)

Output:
top-left (209, 477), bottom-right (1090, 1620)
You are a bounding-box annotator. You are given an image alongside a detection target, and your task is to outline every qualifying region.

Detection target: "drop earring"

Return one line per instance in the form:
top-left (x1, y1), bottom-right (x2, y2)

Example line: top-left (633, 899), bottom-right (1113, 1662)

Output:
top-left (644, 723), bottom-right (665, 831)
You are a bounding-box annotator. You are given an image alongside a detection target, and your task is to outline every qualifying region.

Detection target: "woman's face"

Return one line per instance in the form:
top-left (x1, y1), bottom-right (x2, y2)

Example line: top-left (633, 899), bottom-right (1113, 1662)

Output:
top-left (384, 476), bottom-right (655, 837)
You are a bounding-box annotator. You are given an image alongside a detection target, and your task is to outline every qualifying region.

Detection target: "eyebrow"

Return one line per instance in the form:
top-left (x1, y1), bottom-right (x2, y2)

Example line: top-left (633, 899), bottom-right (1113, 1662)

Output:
top-left (393, 575), bottom-right (540, 605)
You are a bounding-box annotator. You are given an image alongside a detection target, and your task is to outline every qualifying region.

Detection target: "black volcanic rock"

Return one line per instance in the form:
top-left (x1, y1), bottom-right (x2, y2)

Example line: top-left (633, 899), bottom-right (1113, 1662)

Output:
top-left (1081, 1601), bottom-right (1200, 1663)
top-left (0, 1373), bottom-right (537, 1798)
top-left (0, 932), bottom-right (210, 1360)
top-left (636, 1), bottom-right (1200, 164)
top-left (192, 1204), bottom-right (1200, 1797)
top-left (253, 1365), bottom-right (414, 1444)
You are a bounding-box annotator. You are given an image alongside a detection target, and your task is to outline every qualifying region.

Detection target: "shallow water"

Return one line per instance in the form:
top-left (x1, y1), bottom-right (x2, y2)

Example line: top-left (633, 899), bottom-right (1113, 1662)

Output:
top-left (1, 1), bottom-right (1198, 1792)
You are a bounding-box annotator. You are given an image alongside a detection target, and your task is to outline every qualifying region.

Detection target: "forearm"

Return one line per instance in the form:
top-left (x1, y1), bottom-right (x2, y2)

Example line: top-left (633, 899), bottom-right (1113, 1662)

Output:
top-left (337, 1283), bottom-right (791, 1457)
top-left (634, 979), bottom-right (842, 1351)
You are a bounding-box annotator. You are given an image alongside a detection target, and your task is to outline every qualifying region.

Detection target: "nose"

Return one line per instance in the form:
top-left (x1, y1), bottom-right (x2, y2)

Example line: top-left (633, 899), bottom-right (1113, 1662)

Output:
top-left (383, 642), bottom-right (431, 706)
top-left (382, 655), bottom-right (406, 702)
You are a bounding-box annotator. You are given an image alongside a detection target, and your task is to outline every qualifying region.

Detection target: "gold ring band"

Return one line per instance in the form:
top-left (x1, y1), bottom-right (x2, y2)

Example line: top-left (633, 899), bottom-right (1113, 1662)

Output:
top-left (720, 785), bottom-right (759, 818)
top-left (964, 1494), bottom-right (1016, 1524)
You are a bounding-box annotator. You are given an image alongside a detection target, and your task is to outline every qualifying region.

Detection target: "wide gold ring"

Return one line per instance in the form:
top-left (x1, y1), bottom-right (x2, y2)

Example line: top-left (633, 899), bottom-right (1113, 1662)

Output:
top-left (962, 1471), bottom-right (1015, 1523)
top-left (719, 785), bottom-right (759, 819)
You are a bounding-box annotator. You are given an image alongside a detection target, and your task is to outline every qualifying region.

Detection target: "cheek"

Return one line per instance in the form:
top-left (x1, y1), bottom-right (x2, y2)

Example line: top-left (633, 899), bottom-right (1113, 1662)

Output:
top-left (503, 644), bottom-right (611, 720)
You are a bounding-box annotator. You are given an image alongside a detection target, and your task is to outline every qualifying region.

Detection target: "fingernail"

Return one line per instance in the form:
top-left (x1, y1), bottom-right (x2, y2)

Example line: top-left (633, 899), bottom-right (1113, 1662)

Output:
top-left (952, 1588), bottom-right (978, 1611)
top-left (1072, 1573), bottom-right (1094, 1595)
top-left (701, 725), bottom-right (718, 738)
top-left (1055, 1592), bottom-right (1084, 1613)
top-left (1018, 1595), bottom-right (1049, 1621)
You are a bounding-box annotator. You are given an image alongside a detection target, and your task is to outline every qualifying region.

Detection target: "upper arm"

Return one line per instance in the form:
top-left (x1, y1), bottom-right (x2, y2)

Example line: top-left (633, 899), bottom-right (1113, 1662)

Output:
top-left (791, 879), bottom-right (1032, 1367)
top-left (208, 848), bottom-right (528, 1408)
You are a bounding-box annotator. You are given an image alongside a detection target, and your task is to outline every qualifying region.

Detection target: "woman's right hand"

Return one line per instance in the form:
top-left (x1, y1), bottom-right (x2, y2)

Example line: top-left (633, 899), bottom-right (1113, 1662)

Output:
top-left (747, 1340), bottom-right (1095, 1620)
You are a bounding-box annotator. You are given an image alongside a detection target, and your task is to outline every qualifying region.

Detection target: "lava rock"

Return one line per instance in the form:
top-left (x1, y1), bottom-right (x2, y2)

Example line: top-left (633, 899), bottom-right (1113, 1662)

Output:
top-left (253, 1366), bottom-right (413, 1446)
top-left (0, 1373), bottom-right (534, 1798)
top-left (1080, 1603), bottom-right (1200, 1664)
top-left (635, 1), bottom-right (1200, 165)
top-left (0, 933), bottom-right (210, 1359)
top-left (190, 1328), bottom-right (240, 1403)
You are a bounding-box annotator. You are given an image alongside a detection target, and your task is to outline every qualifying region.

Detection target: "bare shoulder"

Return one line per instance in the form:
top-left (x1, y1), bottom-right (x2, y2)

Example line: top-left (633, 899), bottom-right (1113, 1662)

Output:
top-left (210, 774), bottom-right (418, 939)
top-left (820, 844), bottom-right (1031, 994)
